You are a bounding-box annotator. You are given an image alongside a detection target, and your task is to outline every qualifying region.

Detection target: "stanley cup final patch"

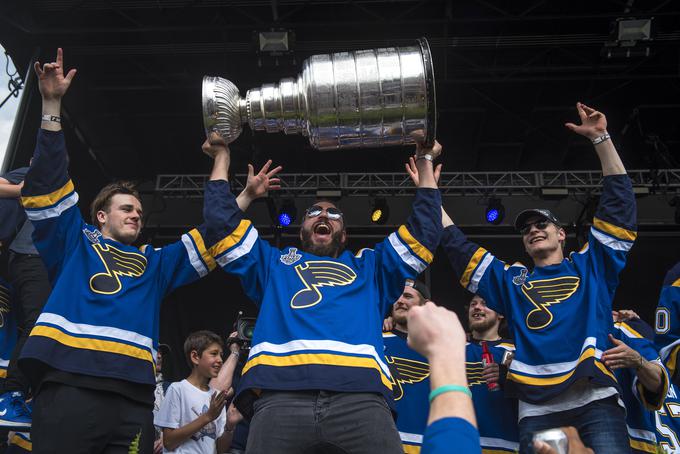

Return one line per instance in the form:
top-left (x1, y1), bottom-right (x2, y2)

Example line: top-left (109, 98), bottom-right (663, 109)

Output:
top-left (280, 248), bottom-right (302, 266)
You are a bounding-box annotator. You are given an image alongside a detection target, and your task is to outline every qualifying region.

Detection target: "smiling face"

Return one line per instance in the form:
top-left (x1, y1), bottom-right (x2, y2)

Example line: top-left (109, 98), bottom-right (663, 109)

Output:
top-left (392, 284), bottom-right (426, 326)
top-left (299, 200), bottom-right (346, 258)
top-left (97, 194), bottom-right (143, 245)
top-left (468, 295), bottom-right (502, 333)
top-left (521, 216), bottom-right (565, 261)
top-left (192, 342), bottom-right (224, 379)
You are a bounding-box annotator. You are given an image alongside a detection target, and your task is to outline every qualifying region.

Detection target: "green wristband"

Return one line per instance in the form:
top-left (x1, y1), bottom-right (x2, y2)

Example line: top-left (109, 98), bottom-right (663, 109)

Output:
top-left (429, 384), bottom-right (472, 403)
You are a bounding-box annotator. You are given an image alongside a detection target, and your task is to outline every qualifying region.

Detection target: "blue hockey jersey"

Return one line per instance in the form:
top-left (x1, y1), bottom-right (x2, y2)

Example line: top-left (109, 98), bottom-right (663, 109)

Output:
top-left (19, 129), bottom-right (216, 386)
top-left (656, 383), bottom-right (680, 453)
top-left (441, 175), bottom-right (636, 404)
top-left (466, 339), bottom-right (519, 453)
top-left (383, 329), bottom-right (430, 453)
top-left (0, 277), bottom-right (17, 379)
top-left (654, 262), bottom-right (680, 385)
top-left (203, 179), bottom-right (441, 414)
top-left (612, 319), bottom-right (669, 453)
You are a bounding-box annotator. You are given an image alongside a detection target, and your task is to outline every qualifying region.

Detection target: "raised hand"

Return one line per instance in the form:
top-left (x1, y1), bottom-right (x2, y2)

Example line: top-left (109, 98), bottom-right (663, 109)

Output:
top-left (33, 48), bottom-right (77, 101)
top-left (206, 390), bottom-right (228, 421)
top-left (405, 156), bottom-right (442, 187)
top-left (565, 102), bottom-right (608, 140)
top-left (243, 159), bottom-right (282, 201)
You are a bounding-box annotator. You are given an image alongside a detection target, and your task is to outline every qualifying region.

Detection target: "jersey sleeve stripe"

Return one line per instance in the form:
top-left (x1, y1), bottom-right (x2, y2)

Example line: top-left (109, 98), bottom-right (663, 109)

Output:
top-left (242, 352), bottom-right (393, 389)
top-left (181, 233), bottom-right (209, 277)
top-left (30, 325), bottom-right (155, 365)
top-left (616, 322), bottom-right (644, 339)
top-left (590, 227), bottom-right (634, 252)
top-left (21, 179), bottom-right (75, 209)
top-left (397, 225), bottom-right (434, 264)
top-left (460, 247), bottom-right (488, 289)
top-left (187, 229), bottom-right (216, 271)
top-left (673, 277), bottom-right (680, 287)
top-left (593, 217), bottom-right (637, 242)
top-left (402, 443), bottom-right (421, 453)
top-left (388, 232), bottom-right (427, 273)
top-left (9, 433), bottom-right (31, 451)
top-left (25, 191), bottom-right (79, 221)
top-left (209, 219), bottom-right (252, 257)
top-left (468, 253), bottom-right (494, 294)
top-left (214, 225), bottom-right (259, 267)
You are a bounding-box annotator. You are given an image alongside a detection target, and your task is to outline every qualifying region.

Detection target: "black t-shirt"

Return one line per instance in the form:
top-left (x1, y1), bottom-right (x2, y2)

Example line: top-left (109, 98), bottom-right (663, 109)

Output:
top-left (0, 167), bottom-right (29, 244)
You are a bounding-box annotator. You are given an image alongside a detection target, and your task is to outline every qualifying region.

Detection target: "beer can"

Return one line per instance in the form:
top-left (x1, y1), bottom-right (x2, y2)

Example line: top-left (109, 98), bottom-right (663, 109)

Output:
top-left (532, 428), bottom-right (569, 454)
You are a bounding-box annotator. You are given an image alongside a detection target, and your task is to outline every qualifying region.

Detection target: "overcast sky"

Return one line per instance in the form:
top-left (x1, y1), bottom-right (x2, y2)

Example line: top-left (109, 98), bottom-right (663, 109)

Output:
top-left (0, 44), bottom-right (23, 170)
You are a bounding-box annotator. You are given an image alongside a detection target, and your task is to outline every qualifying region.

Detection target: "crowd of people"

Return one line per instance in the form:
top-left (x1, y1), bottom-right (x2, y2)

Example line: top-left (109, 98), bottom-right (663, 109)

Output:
top-left (0, 47), bottom-right (678, 454)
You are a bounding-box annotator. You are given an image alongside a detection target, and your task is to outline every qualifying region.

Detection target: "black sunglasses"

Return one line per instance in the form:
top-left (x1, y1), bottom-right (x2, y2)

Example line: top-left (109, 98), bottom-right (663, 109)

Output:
top-left (520, 220), bottom-right (551, 236)
top-left (305, 205), bottom-right (343, 220)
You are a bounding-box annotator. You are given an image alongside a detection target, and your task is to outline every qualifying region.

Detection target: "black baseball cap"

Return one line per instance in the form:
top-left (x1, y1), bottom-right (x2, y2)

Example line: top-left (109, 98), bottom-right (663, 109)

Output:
top-left (405, 279), bottom-right (431, 300)
top-left (514, 209), bottom-right (562, 232)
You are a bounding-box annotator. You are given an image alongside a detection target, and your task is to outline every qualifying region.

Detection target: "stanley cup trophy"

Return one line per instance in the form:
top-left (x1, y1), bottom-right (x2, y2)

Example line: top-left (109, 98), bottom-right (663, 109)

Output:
top-left (202, 38), bottom-right (436, 150)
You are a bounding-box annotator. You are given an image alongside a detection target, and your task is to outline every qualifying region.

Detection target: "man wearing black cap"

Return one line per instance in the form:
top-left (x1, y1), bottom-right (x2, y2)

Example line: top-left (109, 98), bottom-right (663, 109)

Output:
top-left (382, 279), bottom-right (431, 453)
top-left (434, 103), bottom-right (636, 453)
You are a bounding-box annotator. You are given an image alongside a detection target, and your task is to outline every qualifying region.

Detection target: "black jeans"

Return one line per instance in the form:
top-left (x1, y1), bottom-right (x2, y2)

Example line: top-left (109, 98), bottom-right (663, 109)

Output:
top-left (246, 390), bottom-right (403, 454)
top-left (32, 382), bottom-right (154, 454)
top-left (6, 253), bottom-right (51, 394)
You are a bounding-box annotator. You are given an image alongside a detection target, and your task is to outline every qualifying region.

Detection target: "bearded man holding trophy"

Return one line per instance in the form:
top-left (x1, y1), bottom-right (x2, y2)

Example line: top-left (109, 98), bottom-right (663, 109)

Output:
top-left (201, 39), bottom-right (450, 453)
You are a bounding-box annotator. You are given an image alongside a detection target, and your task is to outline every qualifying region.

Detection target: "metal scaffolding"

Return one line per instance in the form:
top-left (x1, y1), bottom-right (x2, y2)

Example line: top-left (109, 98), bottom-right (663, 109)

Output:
top-left (156, 169), bottom-right (680, 198)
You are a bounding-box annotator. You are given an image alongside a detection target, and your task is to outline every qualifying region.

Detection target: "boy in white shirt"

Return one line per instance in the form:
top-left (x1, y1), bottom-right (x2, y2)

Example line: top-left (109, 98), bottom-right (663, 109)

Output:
top-left (155, 331), bottom-right (232, 453)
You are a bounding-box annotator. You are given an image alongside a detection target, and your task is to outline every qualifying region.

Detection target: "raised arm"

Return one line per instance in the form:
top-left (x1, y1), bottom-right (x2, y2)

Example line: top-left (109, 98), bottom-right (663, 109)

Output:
top-left (565, 102), bottom-right (625, 176)
top-left (235, 160), bottom-right (282, 212)
top-left (0, 179), bottom-right (23, 198)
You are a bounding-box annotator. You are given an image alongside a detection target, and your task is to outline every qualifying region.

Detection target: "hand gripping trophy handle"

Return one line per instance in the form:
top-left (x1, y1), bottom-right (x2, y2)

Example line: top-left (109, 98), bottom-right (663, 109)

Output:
top-left (202, 38), bottom-right (436, 151)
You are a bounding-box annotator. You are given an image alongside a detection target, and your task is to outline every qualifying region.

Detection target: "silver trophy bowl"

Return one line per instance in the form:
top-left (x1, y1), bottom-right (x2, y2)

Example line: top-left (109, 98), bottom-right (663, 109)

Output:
top-left (202, 38), bottom-right (436, 150)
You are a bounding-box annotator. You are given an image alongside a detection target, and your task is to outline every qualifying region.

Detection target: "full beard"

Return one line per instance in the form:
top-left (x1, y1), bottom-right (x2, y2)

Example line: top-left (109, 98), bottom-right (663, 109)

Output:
top-left (301, 228), bottom-right (345, 258)
top-left (469, 316), bottom-right (497, 333)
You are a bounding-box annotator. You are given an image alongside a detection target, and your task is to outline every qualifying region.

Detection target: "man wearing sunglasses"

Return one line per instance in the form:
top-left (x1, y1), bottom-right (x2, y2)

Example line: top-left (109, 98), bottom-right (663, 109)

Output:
top-left (203, 136), bottom-right (442, 454)
top-left (438, 103), bottom-right (636, 453)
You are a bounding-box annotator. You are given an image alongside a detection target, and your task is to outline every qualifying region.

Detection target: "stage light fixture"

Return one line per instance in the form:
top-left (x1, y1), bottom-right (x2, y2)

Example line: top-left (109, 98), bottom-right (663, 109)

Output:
top-left (278, 199), bottom-right (297, 227)
top-left (371, 198), bottom-right (389, 225)
top-left (485, 198), bottom-right (505, 225)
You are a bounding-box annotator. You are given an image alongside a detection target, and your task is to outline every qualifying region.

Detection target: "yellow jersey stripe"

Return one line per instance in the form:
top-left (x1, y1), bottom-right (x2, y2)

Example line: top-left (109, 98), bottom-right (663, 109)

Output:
top-left (9, 434), bottom-right (31, 451)
top-left (0, 369), bottom-right (6, 378)
top-left (619, 321), bottom-right (644, 339)
top-left (403, 444), bottom-right (421, 454)
top-left (460, 247), bottom-right (487, 289)
top-left (209, 219), bottom-right (252, 258)
top-left (593, 217), bottom-right (637, 242)
top-left (666, 344), bottom-right (680, 378)
top-left (672, 277), bottom-right (680, 287)
top-left (242, 352), bottom-right (393, 389)
top-left (21, 179), bottom-right (74, 209)
top-left (397, 225), bottom-right (433, 264)
top-left (482, 449), bottom-right (517, 454)
top-left (508, 349), bottom-right (615, 385)
top-left (188, 229), bottom-right (216, 271)
top-left (30, 325), bottom-right (154, 365)
top-left (629, 438), bottom-right (657, 453)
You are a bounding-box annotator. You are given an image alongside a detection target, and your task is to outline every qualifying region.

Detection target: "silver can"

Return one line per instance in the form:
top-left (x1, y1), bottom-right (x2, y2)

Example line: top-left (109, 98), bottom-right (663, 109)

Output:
top-left (202, 38), bottom-right (436, 150)
top-left (533, 428), bottom-right (569, 454)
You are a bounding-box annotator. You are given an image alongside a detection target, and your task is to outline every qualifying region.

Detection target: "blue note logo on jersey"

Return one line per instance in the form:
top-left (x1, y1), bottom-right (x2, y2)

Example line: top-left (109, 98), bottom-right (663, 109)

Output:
top-left (522, 276), bottom-right (580, 330)
top-left (280, 248), bottom-right (302, 266)
top-left (82, 227), bottom-right (102, 244)
top-left (0, 285), bottom-right (9, 328)
top-left (89, 243), bottom-right (148, 295)
top-left (290, 261), bottom-right (357, 309)
top-left (386, 355), bottom-right (430, 400)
